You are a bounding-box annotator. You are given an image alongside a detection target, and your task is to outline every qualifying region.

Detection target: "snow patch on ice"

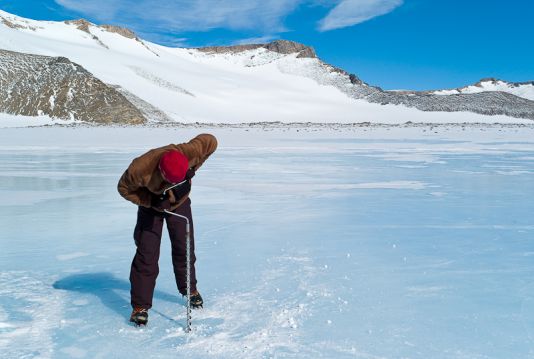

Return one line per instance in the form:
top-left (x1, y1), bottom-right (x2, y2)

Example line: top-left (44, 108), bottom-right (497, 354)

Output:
top-left (153, 254), bottom-right (328, 357)
top-left (0, 272), bottom-right (67, 358)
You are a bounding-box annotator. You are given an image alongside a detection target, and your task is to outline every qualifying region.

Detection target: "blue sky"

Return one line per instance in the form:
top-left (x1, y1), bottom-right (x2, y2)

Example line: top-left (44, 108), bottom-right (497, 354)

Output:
top-left (1, 0), bottom-right (532, 90)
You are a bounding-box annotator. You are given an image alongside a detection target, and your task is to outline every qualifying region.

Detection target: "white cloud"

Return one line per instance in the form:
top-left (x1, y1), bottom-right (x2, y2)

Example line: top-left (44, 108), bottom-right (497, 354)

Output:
top-left (55, 0), bottom-right (123, 23)
top-left (231, 35), bottom-right (279, 45)
top-left (55, 0), bottom-right (302, 33)
top-left (318, 0), bottom-right (403, 31)
top-left (55, 0), bottom-right (403, 44)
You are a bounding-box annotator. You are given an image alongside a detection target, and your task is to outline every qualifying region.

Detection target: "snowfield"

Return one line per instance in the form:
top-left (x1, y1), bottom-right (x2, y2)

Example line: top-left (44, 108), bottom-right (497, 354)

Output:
top-left (1, 125), bottom-right (534, 358)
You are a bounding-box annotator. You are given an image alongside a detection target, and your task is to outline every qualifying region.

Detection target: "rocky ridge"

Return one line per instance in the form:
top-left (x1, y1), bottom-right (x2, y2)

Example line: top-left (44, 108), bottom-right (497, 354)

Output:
top-left (196, 39), bottom-right (317, 59)
top-left (0, 49), bottom-right (146, 124)
top-left (64, 19), bottom-right (159, 56)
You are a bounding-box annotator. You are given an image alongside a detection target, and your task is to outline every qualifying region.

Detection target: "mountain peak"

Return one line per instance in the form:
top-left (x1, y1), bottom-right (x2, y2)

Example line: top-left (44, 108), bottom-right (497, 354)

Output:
top-left (195, 39), bottom-right (316, 58)
top-left (64, 19), bottom-right (93, 34)
top-left (475, 78), bottom-right (503, 86)
top-left (64, 19), bottom-right (137, 39)
top-left (99, 24), bottom-right (137, 39)
top-left (475, 77), bottom-right (534, 88)
top-left (264, 40), bottom-right (316, 58)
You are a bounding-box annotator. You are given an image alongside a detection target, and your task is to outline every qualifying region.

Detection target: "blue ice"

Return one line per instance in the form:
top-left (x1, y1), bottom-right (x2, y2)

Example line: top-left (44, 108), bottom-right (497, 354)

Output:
top-left (0, 126), bottom-right (533, 358)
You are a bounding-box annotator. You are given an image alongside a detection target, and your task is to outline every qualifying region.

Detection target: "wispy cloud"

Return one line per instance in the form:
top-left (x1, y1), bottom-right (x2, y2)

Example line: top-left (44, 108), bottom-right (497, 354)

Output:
top-left (55, 0), bottom-right (403, 45)
top-left (55, 0), bottom-right (123, 23)
top-left (318, 0), bottom-right (403, 31)
top-left (55, 0), bottom-right (302, 33)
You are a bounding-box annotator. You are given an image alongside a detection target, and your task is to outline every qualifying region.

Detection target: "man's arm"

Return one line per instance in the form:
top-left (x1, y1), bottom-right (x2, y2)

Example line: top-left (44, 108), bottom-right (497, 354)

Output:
top-left (117, 158), bottom-right (153, 207)
top-left (175, 134), bottom-right (218, 171)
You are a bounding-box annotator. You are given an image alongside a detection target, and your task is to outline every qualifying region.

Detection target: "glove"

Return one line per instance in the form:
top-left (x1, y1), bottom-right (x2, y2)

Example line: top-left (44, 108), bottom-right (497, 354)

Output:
top-left (171, 180), bottom-right (191, 200)
top-left (171, 168), bottom-right (195, 200)
top-left (185, 168), bottom-right (196, 180)
top-left (151, 193), bottom-right (171, 212)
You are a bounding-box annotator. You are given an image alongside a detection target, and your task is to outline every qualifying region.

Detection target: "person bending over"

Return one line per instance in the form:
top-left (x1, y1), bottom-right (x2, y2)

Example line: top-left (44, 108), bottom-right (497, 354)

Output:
top-left (117, 133), bottom-right (217, 326)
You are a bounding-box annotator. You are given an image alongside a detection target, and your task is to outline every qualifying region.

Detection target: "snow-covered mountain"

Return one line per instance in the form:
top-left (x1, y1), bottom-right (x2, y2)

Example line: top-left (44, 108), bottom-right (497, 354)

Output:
top-left (0, 9), bottom-right (533, 125)
top-left (432, 78), bottom-right (534, 101)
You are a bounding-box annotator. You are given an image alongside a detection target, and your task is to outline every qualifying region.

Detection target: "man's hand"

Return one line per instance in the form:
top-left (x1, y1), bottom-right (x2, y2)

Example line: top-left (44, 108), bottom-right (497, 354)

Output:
top-left (151, 193), bottom-right (171, 212)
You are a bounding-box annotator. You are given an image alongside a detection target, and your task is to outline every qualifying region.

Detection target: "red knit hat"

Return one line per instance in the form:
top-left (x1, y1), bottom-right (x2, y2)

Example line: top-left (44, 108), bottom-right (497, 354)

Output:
top-left (159, 150), bottom-right (189, 183)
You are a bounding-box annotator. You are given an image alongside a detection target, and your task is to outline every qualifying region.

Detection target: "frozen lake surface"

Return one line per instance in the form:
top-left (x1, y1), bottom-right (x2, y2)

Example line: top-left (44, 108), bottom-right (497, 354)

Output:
top-left (0, 125), bottom-right (533, 358)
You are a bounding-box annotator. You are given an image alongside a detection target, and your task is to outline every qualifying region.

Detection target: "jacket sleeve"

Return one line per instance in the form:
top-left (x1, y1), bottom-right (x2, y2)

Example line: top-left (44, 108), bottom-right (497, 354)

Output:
top-left (117, 158), bottom-right (153, 207)
top-left (176, 133), bottom-right (218, 171)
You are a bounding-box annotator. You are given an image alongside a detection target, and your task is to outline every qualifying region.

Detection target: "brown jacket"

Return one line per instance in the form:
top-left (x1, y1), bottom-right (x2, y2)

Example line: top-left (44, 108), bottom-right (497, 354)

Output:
top-left (117, 133), bottom-right (218, 210)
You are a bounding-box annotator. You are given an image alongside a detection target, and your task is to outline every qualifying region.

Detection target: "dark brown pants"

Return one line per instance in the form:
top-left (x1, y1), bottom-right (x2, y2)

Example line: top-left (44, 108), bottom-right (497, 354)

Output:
top-left (130, 198), bottom-right (197, 309)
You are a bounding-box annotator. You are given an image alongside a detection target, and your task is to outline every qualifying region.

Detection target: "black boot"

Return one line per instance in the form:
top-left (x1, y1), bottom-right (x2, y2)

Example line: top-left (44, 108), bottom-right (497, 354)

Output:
top-left (130, 307), bottom-right (149, 326)
top-left (190, 291), bottom-right (203, 309)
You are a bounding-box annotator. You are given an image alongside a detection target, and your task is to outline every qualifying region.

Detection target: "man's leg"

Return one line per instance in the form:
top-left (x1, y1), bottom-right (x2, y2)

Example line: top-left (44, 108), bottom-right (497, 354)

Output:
top-left (130, 206), bottom-right (164, 309)
top-left (166, 198), bottom-right (197, 295)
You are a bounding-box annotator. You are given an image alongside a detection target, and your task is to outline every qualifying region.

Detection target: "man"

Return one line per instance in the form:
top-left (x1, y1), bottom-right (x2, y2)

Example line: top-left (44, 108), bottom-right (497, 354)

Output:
top-left (117, 133), bottom-right (218, 326)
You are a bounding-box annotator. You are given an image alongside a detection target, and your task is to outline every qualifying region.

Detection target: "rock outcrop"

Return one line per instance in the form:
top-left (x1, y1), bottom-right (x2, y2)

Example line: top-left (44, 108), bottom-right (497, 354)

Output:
top-left (65, 19), bottom-right (137, 40)
top-left (64, 19), bottom-right (158, 56)
top-left (196, 40), bottom-right (316, 59)
top-left (0, 49), bottom-right (146, 124)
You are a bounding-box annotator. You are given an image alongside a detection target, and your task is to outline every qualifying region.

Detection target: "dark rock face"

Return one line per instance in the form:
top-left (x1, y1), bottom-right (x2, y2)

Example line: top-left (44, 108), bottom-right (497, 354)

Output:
top-left (195, 39), bottom-right (316, 59)
top-left (0, 49), bottom-right (146, 124)
top-left (99, 24), bottom-right (136, 39)
top-left (264, 40), bottom-right (316, 58)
